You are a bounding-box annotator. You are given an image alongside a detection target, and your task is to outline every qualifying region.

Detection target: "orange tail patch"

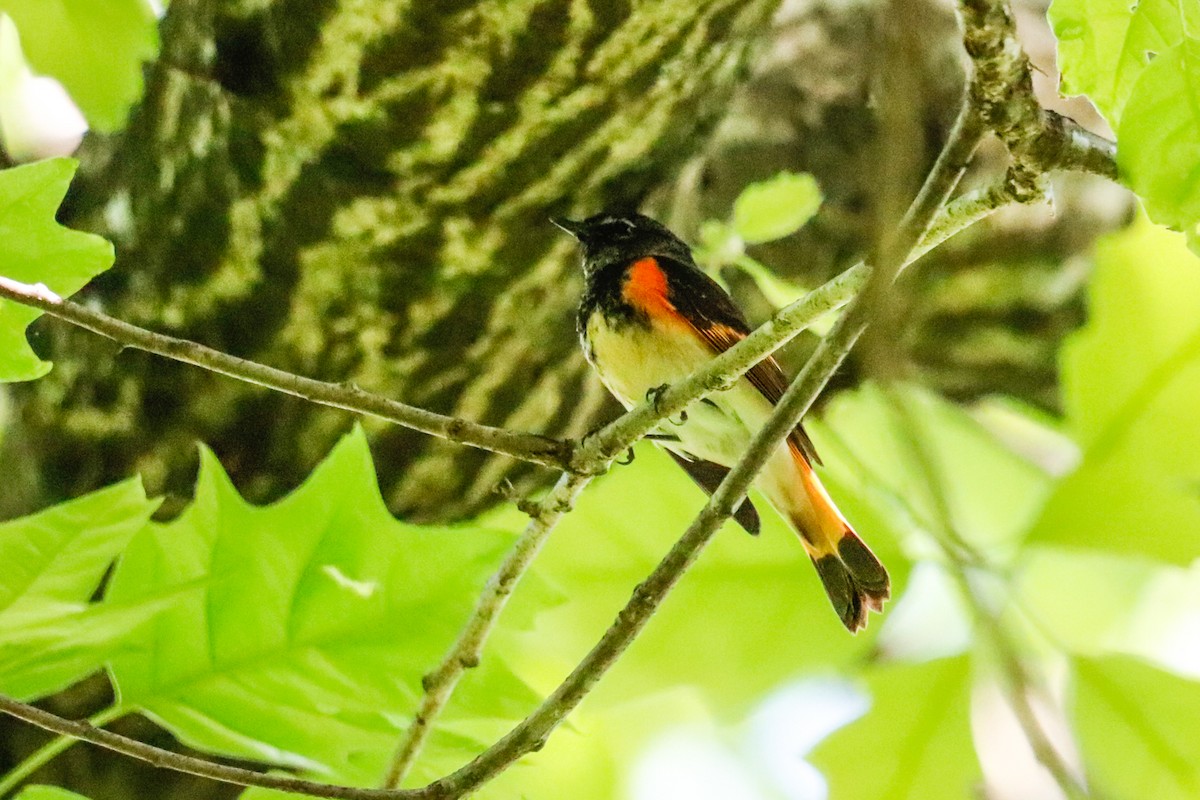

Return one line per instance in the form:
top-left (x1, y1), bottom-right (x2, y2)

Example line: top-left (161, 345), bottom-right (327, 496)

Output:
top-left (788, 445), bottom-right (891, 632)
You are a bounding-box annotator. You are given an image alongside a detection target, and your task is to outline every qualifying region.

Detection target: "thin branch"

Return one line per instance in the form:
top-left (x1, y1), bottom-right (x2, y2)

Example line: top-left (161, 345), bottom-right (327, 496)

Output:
top-left (0, 695), bottom-right (427, 800)
top-left (1034, 110), bottom-right (1118, 180)
top-left (381, 471), bottom-right (592, 788)
top-left (884, 388), bottom-right (1091, 800)
top-left (0, 277), bottom-right (572, 471)
top-left (957, 0), bottom-right (1117, 194)
top-left (0, 705), bottom-right (126, 797)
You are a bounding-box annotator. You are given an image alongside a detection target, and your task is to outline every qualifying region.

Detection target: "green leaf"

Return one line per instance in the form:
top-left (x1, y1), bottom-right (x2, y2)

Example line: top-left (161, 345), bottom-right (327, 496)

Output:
top-left (731, 172), bottom-right (823, 244)
top-left (1074, 656), bottom-right (1200, 800)
top-left (0, 1), bottom-right (158, 131)
top-left (807, 383), bottom-right (1053, 556)
top-left (1027, 218), bottom-right (1200, 563)
top-left (1014, 548), bottom-right (1162, 656)
top-left (0, 478), bottom-right (159, 698)
top-left (811, 656), bottom-right (976, 799)
top-left (14, 787), bottom-right (92, 800)
top-left (0, 158), bottom-right (113, 382)
top-left (1049, 0), bottom-right (1200, 123)
top-left (105, 427), bottom-right (534, 784)
top-left (1118, 39), bottom-right (1200, 248)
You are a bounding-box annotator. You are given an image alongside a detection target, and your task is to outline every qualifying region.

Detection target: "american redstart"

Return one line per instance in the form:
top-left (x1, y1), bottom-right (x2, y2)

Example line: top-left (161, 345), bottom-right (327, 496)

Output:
top-left (555, 211), bottom-right (889, 631)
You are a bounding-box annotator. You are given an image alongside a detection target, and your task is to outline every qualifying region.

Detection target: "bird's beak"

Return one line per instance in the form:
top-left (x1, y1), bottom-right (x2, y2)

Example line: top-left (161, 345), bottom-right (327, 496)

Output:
top-left (551, 216), bottom-right (586, 239)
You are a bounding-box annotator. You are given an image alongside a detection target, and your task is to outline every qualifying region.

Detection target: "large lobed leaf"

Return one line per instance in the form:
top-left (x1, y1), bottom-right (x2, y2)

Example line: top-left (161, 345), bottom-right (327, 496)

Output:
top-left (104, 427), bottom-right (536, 784)
top-left (1027, 218), bottom-right (1200, 563)
top-left (0, 478), bottom-right (159, 699)
top-left (0, 158), bottom-right (113, 382)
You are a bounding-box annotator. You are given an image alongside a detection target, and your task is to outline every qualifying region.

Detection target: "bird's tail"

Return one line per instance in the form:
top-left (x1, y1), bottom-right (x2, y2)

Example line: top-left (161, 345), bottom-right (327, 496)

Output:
top-left (782, 446), bottom-right (890, 632)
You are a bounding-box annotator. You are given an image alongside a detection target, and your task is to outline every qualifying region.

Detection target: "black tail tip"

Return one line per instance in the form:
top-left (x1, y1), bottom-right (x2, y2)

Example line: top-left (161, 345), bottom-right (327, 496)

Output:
top-left (813, 539), bottom-right (891, 633)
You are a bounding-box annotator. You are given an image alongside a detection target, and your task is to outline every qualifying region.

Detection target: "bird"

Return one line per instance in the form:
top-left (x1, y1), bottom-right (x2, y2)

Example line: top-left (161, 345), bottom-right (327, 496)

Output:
top-left (555, 211), bottom-right (889, 631)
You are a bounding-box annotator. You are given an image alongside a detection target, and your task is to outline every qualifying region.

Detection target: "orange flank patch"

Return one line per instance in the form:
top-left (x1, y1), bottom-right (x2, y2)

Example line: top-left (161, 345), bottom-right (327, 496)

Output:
top-left (622, 257), bottom-right (678, 319)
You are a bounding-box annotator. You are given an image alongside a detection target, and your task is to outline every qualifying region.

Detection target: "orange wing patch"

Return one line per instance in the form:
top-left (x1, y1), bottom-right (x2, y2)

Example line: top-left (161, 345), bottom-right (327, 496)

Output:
top-left (622, 257), bottom-right (677, 318)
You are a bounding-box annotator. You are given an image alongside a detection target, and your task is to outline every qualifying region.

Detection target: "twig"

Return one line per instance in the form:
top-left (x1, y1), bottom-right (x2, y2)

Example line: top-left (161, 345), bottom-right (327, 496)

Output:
top-left (0, 695), bottom-right (425, 800)
top-left (957, 0), bottom-right (1117, 194)
top-left (381, 472), bottom-right (592, 788)
top-left (884, 388), bottom-right (1090, 800)
top-left (0, 705), bottom-right (126, 797)
top-left (0, 277), bottom-right (572, 471)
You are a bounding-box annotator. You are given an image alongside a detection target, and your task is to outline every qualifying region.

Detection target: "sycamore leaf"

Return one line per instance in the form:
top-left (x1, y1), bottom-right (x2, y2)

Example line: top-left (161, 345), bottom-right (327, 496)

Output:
top-left (0, 1), bottom-right (157, 131)
top-left (0, 158), bottom-right (113, 381)
top-left (811, 656), bottom-right (976, 799)
top-left (0, 478), bottom-right (159, 699)
top-left (104, 427), bottom-right (537, 784)
top-left (1074, 656), bottom-right (1200, 800)
top-left (1027, 219), bottom-right (1200, 563)
top-left (1118, 39), bottom-right (1200, 250)
top-left (1050, 0), bottom-right (1200, 123)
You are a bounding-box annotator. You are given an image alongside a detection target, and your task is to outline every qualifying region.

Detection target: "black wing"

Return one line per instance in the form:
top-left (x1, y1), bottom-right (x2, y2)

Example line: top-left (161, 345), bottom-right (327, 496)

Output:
top-left (657, 255), bottom-right (822, 466)
top-left (666, 450), bottom-right (761, 535)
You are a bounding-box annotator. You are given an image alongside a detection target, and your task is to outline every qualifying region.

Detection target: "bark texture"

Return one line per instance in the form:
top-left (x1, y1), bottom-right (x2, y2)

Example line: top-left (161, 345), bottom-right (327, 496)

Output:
top-left (6, 0), bottom-right (780, 520)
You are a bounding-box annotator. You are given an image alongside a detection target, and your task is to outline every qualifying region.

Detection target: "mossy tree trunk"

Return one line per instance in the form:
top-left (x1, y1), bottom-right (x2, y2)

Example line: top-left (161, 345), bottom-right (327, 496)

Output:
top-left (6, 0), bottom-right (781, 521)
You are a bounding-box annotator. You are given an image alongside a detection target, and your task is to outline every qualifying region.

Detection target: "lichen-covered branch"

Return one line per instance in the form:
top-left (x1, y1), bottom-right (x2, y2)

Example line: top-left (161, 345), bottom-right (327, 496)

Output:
top-left (0, 277), bottom-right (571, 470)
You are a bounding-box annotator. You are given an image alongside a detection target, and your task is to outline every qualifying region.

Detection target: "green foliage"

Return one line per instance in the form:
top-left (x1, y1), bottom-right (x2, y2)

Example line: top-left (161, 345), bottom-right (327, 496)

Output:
top-left (812, 657), bottom-right (975, 799)
top-left (1028, 217), bottom-right (1200, 562)
top-left (0, 0), bottom-right (157, 131)
top-left (1118, 39), bottom-right (1200, 249)
top-left (103, 427), bottom-right (533, 785)
top-left (0, 158), bottom-right (113, 382)
top-left (1050, 0), bottom-right (1200, 123)
top-left (1050, 0), bottom-right (1200, 248)
top-left (14, 787), bottom-right (92, 800)
top-left (1074, 656), bottom-right (1200, 799)
top-left (731, 171), bottom-right (824, 244)
top-left (0, 478), bottom-right (158, 699)
top-left (695, 171), bottom-right (833, 329)
top-left (810, 383), bottom-right (1052, 556)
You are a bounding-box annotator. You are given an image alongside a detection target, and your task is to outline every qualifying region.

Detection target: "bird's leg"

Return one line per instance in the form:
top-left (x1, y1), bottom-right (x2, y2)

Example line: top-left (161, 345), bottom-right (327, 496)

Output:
top-left (646, 384), bottom-right (687, 425)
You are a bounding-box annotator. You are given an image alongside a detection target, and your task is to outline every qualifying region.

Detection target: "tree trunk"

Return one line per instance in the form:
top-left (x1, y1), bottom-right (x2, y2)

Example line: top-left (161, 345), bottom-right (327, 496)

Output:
top-left (5, 0), bottom-right (781, 521)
